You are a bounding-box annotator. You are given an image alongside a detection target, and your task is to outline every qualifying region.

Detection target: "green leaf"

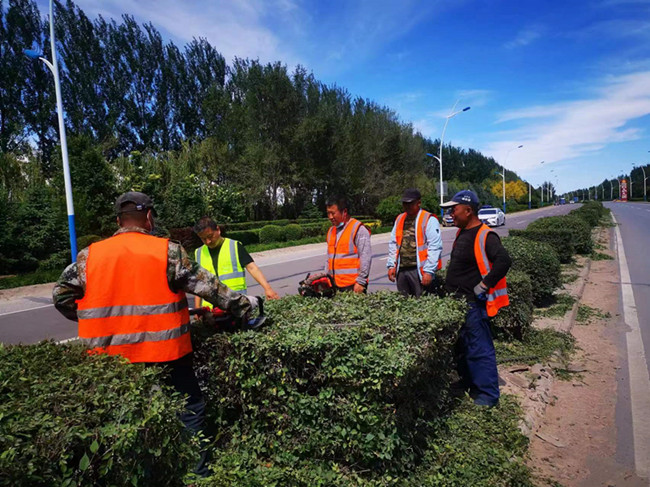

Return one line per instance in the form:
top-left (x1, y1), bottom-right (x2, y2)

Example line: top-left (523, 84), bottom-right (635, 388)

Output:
top-left (79, 453), bottom-right (90, 471)
top-left (90, 440), bottom-right (99, 454)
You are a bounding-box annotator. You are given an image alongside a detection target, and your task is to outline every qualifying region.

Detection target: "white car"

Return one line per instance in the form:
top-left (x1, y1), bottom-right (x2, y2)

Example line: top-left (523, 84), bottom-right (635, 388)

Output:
top-left (478, 207), bottom-right (505, 227)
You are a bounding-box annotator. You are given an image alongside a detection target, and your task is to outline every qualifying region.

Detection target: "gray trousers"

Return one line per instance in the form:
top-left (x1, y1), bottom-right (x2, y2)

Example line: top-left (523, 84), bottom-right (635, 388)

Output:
top-left (396, 267), bottom-right (428, 297)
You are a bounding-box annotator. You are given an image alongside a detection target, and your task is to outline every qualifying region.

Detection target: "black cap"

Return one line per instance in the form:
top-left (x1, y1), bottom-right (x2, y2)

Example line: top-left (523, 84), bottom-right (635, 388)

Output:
top-left (401, 188), bottom-right (421, 203)
top-left (115, 191), bottom-right (155, 215)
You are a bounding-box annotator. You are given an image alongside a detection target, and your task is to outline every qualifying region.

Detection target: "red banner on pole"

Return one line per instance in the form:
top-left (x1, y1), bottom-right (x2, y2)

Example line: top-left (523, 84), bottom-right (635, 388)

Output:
top-left (621, 179), bottom-right (628, 201)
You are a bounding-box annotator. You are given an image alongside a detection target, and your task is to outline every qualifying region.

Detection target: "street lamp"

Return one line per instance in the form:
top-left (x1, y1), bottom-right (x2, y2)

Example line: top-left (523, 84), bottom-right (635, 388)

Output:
top-left (426, 100), bottom-right (471, 219)
top-left (610, 179), bottom-right (614, 200)
top-left (528, 182), bottom-right (531, 209)
top-left (23, 0), bottom-right (77, 261)
top-left (637, 160), bottom-right (647, 202)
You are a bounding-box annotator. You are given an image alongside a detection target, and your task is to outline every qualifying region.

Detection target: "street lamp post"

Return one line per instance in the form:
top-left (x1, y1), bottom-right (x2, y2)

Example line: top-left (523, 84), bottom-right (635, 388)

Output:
top-left (639, 164), bottom-right (647, 202)
top-left (610, 180), bottom-right (614, 200)
top-left (23, 0), bottom-right (77, 261)
top-left (528, 182), bottom-right (531, 209)
top-left (540, 183), bottom-right (544, 206)
top-left (426, 100), bottom-right (471, 219)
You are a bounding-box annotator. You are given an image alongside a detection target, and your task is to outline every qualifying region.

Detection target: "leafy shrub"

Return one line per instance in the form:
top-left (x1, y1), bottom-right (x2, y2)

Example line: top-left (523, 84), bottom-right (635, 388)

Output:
top-left (77, 234), bottom-right (103, 250)
top-left (284, 223), bottom-right (303, 241)
top-left (192, 291), bottom-right (466, 476)
top-left (38, 249), bottom-right (71, 271)
top-left (509, 228), bottom-right (574, 263)
top-left (527, 215), bottom-right (593, 254)
top-left (570, 201), bottom-right (606, 228)
top-left (491, 269), bottom-right (533, 340)
top-left (502, 236), bottom-right (561, 306)
top-left (226, 229), bottom-right (261, 246)
top-left (376, 195), bottom-right (401, 225)
top-left (259, 224), bottom-right (285, 243)
top-left (0, 342), bottom-right (198, 486)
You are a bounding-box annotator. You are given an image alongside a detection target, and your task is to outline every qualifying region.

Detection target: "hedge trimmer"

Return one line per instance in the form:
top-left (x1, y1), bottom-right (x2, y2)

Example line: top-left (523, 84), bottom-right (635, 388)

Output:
top-left (298, 272), bottom-right (336, 298)
top-left (189, 296), bottom-right (267, 332)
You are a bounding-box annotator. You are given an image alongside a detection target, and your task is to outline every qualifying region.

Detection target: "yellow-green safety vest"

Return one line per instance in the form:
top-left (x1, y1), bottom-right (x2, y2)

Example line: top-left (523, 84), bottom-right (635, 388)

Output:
top-left (195, 238), bottom-right (247, 308)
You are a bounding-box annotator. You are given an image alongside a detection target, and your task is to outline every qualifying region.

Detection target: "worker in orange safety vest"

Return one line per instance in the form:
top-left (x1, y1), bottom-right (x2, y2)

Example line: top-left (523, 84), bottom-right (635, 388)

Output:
top-left (53, 191), bottom-right (257, 477)
top-left (441, 190), bottom-right (511, 407)
top-left (325, 195), bottom-right (372, 293)
top-left (387, 188), bottom-right (443, 297)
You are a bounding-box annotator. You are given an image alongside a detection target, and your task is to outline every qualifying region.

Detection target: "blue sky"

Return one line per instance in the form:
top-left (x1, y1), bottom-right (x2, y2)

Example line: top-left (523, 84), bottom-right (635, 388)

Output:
top-left (42, 0), bottom-right (650, 193)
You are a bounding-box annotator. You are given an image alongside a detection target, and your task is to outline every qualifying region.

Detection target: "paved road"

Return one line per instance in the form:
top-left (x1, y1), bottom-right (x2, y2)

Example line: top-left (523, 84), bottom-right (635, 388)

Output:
top-left (0, 204), bottom-right (577, 345)
top-left (606, 201), bottom-right (650, 478)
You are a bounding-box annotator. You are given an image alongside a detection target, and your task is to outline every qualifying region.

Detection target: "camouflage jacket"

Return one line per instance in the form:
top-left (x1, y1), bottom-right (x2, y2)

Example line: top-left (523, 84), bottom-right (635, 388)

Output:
top-left (52, 227), bottom-right (251, 321)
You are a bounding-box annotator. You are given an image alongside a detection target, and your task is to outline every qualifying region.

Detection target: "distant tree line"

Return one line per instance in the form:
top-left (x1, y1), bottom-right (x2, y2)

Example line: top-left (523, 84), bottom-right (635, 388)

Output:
top-left (0, 0), bottom-right (546, 274)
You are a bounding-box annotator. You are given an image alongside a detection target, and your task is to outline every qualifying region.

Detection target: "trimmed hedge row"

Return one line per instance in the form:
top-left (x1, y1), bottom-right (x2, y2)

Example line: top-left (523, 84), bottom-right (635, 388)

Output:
top-left (0, 342), bottom-right (198, 486)
top-left (509, 228), bottom-right (574, 263)
top-left (570, 200), bottom-right (607, 228)
top-left (228, 219), bottom-right (381, 246)
top-left (224, 216), bottom-right (376, 232)
top-left (527, 215), bottom-right (593, 254)
top-left (502, 236), bottom-right (561, 306)
top-left (192, 291), bottom-right (467, 476)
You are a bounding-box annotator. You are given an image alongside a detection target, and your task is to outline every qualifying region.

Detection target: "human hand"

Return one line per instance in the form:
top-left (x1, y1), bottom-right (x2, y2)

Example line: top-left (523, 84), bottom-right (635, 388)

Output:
top-left (265, 288), bottom-right (280, 300)
top-left (473, 282), bottom-right (488, 301)
top-left (388, 267), bottom-right (396, 282)
top-left (353, 282), bottom-right (365, 294)
top-left (421, 272), bottom-right (433, 287)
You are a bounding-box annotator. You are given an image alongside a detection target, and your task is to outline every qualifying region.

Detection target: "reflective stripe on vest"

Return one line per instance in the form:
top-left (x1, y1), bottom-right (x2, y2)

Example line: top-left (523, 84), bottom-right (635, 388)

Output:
top-left (77, 232), bottom-right (192, 363)
top-left (394, 210), bottom-right (442, 279)
top-left (327, 218), bottom-right (362, 288)
top-left (195, 238), bottom-right (246, 308)
top-left (474, 224), bottom-right (510, 317)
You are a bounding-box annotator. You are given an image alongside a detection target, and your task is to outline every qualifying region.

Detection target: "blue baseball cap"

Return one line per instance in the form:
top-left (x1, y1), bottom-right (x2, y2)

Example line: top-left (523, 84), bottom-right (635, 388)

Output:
top-left (440, 190), bottom-right (480, 209)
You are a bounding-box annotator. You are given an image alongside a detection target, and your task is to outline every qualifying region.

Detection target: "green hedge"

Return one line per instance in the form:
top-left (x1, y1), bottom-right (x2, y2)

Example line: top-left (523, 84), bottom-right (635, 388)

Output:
top-left (284, 223), bottom-right (303, 241)
top-left (569, 201), bottom-right (606, 228)
top-left (259, 224), bottom-right (285, 243)
top-left (0, 342), bottom-right (198, 486)
top-left (527, 215), bottom-right (593, 254)
top-left (502, 236), bottom-right (561, 306)
top-left (509, 228), bottom-right (575, 263)
top-left (491, 269), bottom-right (534, 340)
top-left (192, 291), bottom-right (466, 476)
top-left (226, 229), bottom-right (261, 246)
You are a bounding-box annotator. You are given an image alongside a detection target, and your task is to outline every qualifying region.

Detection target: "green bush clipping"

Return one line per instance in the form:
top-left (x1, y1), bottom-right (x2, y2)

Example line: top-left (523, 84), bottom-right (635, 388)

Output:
top-left (527, 215), bottom-right (593, 254)
top-left (284, 223), bottom-right (304, 241)
top-left (509, 228), bottom-right (575, 263)
top-left (502, 236), bottom-right (561, 306)
top-left (192, 291), bottom-right (466, 477)
top-left (0, 342), bottom-right (199, 486)
top-left (259, 224), bottom-right (285, 243)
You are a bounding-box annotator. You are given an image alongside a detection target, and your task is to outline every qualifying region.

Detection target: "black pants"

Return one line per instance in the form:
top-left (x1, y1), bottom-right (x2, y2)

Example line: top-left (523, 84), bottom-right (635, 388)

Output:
top-left (155, 353), bottom-right (209, 477)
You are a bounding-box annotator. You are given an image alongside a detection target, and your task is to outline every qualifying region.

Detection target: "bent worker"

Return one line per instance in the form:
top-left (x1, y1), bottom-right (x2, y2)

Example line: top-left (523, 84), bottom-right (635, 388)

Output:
top-left (441, 190), bottom-right (511, 407)
top-left (387, 188), bottom-right (442, 297)
top-left (193, 216), bottom-right (280, 310)
top-left (53, 192), bottom-right (257, 477)
top-left (325, 195), bottom-right (372, 293)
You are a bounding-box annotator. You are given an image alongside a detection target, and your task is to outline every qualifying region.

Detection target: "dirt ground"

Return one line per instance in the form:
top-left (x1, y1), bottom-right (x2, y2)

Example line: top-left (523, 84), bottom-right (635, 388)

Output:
top-left (0, 282), bottom-right (54, 301)
top-left (526, 226), bottom-right (647, 486)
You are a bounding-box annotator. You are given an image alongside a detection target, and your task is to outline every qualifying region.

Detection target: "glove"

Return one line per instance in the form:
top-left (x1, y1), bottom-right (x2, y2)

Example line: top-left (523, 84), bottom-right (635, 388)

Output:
top-left (473, 282), bottom-right (488, 301)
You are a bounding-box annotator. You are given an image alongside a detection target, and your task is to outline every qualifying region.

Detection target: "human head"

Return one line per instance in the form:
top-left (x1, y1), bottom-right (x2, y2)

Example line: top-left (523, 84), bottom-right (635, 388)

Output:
top-left (115, 191), bottom-right (155, 231)
top-left (440, 190), bottom-right (480, 229)
top-left (193, 216), bottom-right (223, 249)
top-left (326, 195), bottom-right (350, 227)
top-left (401, 188), bottom-right (422, 217)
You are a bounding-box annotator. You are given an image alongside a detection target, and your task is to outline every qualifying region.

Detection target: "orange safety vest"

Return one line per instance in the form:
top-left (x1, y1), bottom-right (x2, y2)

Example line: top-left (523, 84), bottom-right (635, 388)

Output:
top-left (394, 210), bottom-right (442, 278)
top-left (327, 218), bottom-right (366, 288)
top-left (76, 232), bottom-right (192, 363)
top-left (464, 224), bottom-right (510, 317)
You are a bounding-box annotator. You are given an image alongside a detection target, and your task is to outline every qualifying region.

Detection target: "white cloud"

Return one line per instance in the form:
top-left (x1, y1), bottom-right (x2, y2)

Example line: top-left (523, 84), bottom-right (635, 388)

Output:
top-left (483, 71), bottom-right (650, 173)
top-left (504, 26), bottom-right (543, 49)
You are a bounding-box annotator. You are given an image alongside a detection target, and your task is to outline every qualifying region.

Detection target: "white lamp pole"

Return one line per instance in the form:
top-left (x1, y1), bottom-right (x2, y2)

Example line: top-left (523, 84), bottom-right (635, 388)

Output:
top-left (639, 164), bottom-right (647, 202)
top-left (426, 100), bottom-right (471, 219)
top-left (528, 182), bottom-right (531, 209)
top-left (500, 144), bottom-right (523, 213)
top-left (23, 0), bottom-right (77, 261)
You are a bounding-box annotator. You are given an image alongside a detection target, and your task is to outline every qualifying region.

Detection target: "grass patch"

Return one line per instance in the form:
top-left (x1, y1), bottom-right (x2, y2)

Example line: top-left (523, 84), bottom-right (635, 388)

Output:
top-left (495, 328), bottom-right (575, 365)
top-left (576, 304), bottom-right (611, 325)
top-left (535, 294), bottom-right (576, 318)
top-left (0, 269), bottom-right (61, 290)
top-left (590, 251), bottom-right (614, 261)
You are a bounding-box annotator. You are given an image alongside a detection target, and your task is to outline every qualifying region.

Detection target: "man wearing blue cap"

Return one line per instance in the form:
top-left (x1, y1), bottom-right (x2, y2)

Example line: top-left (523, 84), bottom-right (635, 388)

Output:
top-left (441, 190), bottom-right (511, 407)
